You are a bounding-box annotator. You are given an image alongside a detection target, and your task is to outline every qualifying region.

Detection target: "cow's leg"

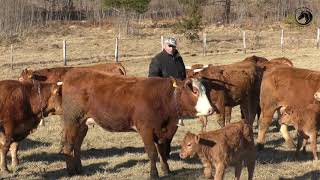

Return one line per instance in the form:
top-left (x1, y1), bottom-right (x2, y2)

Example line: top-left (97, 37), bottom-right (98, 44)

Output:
top-left (302, 138), bottom-right (308, 154)
top-left (295, 132), bottom-right (304, 158)
top-left (10, 142), bottom-right (19, 169)
top-left (199, 157), bottom-right (212, 178)
top-left (246, 156), bottom-right (256, 180)
top-left (63, 121), bottom-right (80, 175)
top-left (257, 108), bottom-right (275, 151)
top-left (214, 162), bottom-right (225, 180)
top-left (241, 95), bottom-right (258, 126)
top-left (308, 132), bottom-right (318, 160)
top-left (140, 129), bottom-right (159, 179)
top-left (224, 106), bottom-right (231, 125)
top-left (234, 162), bottom-right (242, 180)
top-left (199, 116), bottom-right (208, 132)
top-left (1, 138), bottom-right (11, 174)
top-left (73, 123), bottom-right (88, 173)
top-left (280, 124), bottom-right (295, 149)
top-left (156, 141), bottom-right (170, 176)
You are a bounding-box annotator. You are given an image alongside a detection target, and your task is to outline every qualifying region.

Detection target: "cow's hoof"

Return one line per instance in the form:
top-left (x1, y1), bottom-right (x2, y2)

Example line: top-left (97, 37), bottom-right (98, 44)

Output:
top-left (12, 161), bottom-right (19, 169)
top-left (162, 169), bottom-right (171, 176)
top-left (1, 169), bottom-right (9, 175)
top-left (284, 141), bottom-right (296, 149)
top-left (256, 143), bottom-right (264, 151)
top-left (150, 171), bottom-right (159, 180)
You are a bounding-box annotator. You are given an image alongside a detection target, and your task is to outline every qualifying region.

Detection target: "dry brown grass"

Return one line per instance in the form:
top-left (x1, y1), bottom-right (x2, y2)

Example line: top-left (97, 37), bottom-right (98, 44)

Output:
top-left (0, 23), bottom-right (320, 179)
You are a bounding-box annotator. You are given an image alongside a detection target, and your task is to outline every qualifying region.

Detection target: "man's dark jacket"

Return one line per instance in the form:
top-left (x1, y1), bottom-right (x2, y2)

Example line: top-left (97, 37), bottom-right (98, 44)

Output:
top-left (148, 50), bottom-right (186, 80)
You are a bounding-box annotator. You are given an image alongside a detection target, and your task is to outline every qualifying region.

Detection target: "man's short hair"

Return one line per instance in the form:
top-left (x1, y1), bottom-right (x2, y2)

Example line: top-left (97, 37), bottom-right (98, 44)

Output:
top-left (164, 37), bottom-right (177, 47)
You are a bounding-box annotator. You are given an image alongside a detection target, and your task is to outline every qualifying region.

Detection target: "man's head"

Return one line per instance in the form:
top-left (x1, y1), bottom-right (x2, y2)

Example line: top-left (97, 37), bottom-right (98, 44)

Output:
top-left (163, 37), bottom-right (177, 55)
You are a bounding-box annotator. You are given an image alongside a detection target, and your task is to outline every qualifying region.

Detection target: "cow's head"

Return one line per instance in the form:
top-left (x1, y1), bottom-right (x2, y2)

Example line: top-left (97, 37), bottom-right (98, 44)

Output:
top-left (175, 78), bottom-right (213, 117)
top-left (314, 89), bottom-right (320, 102)
top-left (19, 68), bottom-right (47, 82)
top-left (43, 81), bottom-right (63, 115)
top-left (19, 68), bottom-right (33, 81)
top-left (179, 132), bottom-right (200, 159)
top-left (279, 106), bottom-right (295, 126)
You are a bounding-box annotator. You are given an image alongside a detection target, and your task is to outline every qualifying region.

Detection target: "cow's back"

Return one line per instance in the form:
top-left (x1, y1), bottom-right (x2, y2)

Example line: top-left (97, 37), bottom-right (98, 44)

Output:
top-left (261, 67), bottom-right (320, 107)
top-left (200, 121), bottom-right (254, 162)
top-left (62, 69), bottom-right (173, 131)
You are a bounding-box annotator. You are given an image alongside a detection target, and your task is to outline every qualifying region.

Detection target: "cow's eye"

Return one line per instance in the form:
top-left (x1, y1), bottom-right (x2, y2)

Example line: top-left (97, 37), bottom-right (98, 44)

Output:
top-left (187, 143), bottom-right (192, 147)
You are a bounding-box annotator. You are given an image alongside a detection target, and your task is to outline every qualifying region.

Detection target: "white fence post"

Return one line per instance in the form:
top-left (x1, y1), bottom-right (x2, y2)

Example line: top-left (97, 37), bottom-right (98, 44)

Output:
top-left (63, 40), bottom-right (67, 66)
top-left (280, 29), bottom-right (284, 51)
top-left (161, 35), bottom-right (164, 51)
top-left (203, 32), bottom-right (207, 56)
top-left (243, 31), bottom-right (246, 54)
top-left (11, 45), bottom-right (13, 70)
top-left (317, 28), bottom-right (320, 49)
top-left (115, 34), bottom-right (119, 62)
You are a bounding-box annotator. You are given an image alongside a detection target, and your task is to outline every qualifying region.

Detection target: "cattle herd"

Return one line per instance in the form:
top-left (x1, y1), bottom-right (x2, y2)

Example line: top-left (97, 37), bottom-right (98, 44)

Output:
top-left (0, 55), bottom-right (320, 179)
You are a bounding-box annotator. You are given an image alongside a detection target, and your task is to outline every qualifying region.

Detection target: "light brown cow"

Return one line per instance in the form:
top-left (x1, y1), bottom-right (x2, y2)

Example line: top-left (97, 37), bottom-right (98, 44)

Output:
top-left (61, 69), bottom-right (213, 179)
top-left (279, 104), bottom-right (320, 160)
top-left (257, 67), bottom-right (320, 150)
top-left (0, 80), bottom-right (62, 173)
top-left (179, 121), bottom-right (256, 180)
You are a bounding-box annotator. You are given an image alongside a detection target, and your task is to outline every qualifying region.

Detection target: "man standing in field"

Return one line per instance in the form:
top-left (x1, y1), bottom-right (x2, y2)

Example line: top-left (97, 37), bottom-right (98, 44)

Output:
top-left (148, 36), bottom-right (186, 126)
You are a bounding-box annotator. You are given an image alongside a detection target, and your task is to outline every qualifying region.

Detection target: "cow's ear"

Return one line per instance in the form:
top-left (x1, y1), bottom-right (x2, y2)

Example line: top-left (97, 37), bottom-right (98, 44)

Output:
top-left (195, 135), bottom-right (200, 144)
top-left (183, 79), bottom-right (193, 89)
top-left (279, 106), bottom-right (286, 114)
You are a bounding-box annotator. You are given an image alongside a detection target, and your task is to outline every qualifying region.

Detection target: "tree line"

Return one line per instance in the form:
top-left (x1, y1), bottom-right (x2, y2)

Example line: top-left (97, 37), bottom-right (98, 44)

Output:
top-left (0, 0), bottom-right (319, 39)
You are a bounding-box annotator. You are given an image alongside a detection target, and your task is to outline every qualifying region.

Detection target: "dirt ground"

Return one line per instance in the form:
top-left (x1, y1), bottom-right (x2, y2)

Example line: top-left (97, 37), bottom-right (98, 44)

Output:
top-left (0, 23), bottom-right (320, 179)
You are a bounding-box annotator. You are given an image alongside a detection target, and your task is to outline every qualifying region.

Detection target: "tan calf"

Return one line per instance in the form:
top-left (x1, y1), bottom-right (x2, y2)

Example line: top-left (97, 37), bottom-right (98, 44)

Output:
top-left (179, 121), bottom-right (256, 180)
top-left (280, 104), bottom-right (320, 160)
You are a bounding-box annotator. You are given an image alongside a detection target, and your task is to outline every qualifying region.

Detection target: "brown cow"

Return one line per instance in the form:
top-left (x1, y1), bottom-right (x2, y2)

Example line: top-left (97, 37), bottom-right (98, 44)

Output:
top-left (179, 121), bottom-right (256, 180)
top-left (19, 63), bottom-right (126, 126)
top-left (61, 69), bottom-right (213, 179)
top-left (185, 64), bottom-right (212, 80)
top-left (257, 67), bottom-right (320, 150)
top-left (191, 60), bottom-right (261, 127)
top-left (0, 80), bottom-right (62, 173)
top-left (279, 104), bottom-right (320, 160)
top-left (188, 56), bottom-right (294, 130)
top-left (19, 62), bottom-right (126, 82)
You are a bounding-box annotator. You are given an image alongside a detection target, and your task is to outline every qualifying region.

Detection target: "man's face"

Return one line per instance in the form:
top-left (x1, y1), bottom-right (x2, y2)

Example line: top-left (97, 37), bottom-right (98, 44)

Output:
top-left (164, 43), bottom-right (176, 55)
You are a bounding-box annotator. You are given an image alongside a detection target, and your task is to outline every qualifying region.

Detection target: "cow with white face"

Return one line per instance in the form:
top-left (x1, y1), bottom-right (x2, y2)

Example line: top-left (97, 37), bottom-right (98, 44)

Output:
top-left (61, 69), bottom-right (213, 179)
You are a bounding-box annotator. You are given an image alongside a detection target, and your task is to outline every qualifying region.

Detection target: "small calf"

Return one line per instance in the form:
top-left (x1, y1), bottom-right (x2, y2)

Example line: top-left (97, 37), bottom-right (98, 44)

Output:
top-left (280, 104), bottom-right (320, 160)
top-left (179, 121), bottom-right (256, 180)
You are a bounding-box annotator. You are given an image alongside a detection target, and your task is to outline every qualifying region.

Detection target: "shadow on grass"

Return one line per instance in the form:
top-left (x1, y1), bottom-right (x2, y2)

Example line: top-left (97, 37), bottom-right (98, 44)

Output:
top-left (104, 159), bottom-right (149, 173)
top-left (19, 138), bottom-right (52, 151)
top-left (40, 162), bottom-right (109, 179)
top-left (257, 147), bottom-right (314, 164)
top-left (279, 170), bottom-right (320, 180)
top-left (22, 145), bottom-right (182, 163)
top-left (161, 167), bottom-right (202, 180)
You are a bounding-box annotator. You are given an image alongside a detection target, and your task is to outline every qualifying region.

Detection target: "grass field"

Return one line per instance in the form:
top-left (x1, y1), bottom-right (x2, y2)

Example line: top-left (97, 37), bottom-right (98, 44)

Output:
top-left (0, 23), bottom-right (320, 179)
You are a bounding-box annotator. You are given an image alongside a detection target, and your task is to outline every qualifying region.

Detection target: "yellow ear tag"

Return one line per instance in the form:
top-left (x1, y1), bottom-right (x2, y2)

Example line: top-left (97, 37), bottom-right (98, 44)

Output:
top-left (173, 81), bottom-right (178, 88)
